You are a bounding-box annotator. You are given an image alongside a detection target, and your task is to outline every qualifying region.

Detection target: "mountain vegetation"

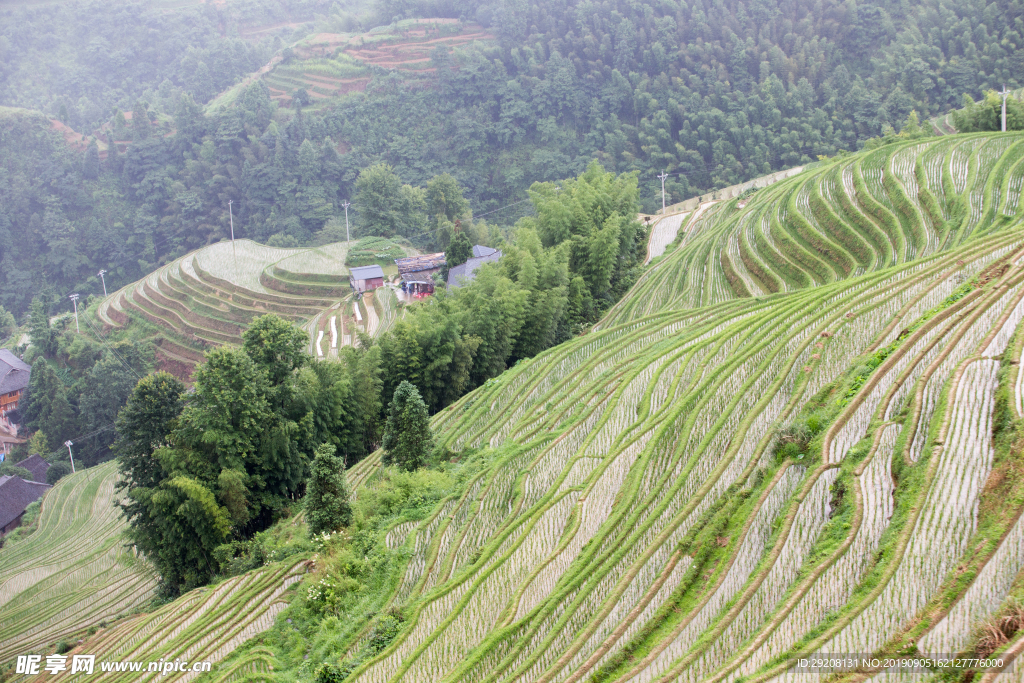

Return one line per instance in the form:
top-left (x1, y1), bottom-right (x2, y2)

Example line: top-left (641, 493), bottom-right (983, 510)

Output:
top-left (2, 0), bottom-right (1022, 320)
top-left (6, 0), bottom-right (1024, 677)
top-left (115, 315), bottom-right (379, 594)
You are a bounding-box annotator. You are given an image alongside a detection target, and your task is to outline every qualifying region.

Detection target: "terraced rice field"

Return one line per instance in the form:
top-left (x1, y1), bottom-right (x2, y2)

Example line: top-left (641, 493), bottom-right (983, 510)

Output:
top-left (30, 560), bottom-right (306, 683)
top-left (196, 211), bottom-right (1024, 682)
top-left (0, 462), bottom-right (157, 660)
top-left (644, 212), bottom-right (690, 264)
top-left (606, 133), bottom-right (1024, 326)
top-left (264, 19), bottom-right (494, 107)
top-left (95, 239), bottom-right (351, 367)
top-left (46, 134), bottom-right (1024, 682)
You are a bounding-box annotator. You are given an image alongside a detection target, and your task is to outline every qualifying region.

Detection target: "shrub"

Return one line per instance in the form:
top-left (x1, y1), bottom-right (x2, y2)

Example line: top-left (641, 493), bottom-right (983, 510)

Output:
top-left (0, 463), bottom-right (32, 479)
top-left (46, 462), bottom-right (72, 485)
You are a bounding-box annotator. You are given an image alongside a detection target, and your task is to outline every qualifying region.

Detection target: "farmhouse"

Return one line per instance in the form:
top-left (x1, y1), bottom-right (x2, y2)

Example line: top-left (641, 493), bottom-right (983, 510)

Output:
top-left (18, 454), bottom-right (51, 483)
top-left (0, 349), bottom-right (30, 418)
top-left (349, 265), bottom-right (385, 292)
top-left (0, 474), bottom-right (49, 537)
top-left (395, 253), bottom-right (445, 282)
top-left (447, 245), bottom-right (503, 288)
top-left (396, 252), bottom-right (445, 298)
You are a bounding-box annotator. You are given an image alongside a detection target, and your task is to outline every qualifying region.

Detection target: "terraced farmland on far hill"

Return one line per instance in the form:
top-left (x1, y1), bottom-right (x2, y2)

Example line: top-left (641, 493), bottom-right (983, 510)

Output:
top-left (603, 133), bottom-right (1024, 326)
top-left (261, 19), bottom-right (494, 108)
top-left (95, 240), bottom-right (352, 364)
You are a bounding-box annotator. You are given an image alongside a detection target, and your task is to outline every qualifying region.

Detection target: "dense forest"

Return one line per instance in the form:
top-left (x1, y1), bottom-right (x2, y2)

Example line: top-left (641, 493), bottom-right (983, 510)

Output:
top-left (0, 0), bottom-right (332, 129)
top-left (1, 0), bottom-right (1022, 320)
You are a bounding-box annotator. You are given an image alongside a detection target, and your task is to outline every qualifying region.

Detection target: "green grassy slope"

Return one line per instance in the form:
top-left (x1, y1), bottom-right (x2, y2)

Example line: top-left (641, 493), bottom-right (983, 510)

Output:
top-left (0, 461), bottom-right (158, 660)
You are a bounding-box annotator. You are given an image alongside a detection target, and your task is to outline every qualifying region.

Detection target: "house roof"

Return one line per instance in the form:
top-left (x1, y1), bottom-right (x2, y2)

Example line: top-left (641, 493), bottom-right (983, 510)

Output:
top-left (0, 349), bottom-right (30, 396)
top-left (349, 265), bottom-right (385, 281)
top-left (472, 245), bottom-right (499, 258)
top-left (19, 454), bottom-right (50, 483)
top-left (395, 253), bottom-right (446, 274)
top-left (0, 475), bottom-right (49, 530)
top-left (447, 249), bottom-right (503, 288)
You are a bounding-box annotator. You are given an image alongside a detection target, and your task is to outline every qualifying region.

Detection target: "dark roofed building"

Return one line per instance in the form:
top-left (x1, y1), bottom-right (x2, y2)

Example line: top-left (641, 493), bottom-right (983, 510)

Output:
top-left (0, 349), bottom-right (30, 418)
top-left (447, 247), bottom-right (503, 289)
top-left (472, 245), bottom-right (499, 258)
top-left (350, 265), bottom-right (386, 293)
top-left (19, 454), bottom-right (50, 483)
top-left (395, 253), bottom-right (446, 282)
top-left (0, 475), bottom-right (50, 536)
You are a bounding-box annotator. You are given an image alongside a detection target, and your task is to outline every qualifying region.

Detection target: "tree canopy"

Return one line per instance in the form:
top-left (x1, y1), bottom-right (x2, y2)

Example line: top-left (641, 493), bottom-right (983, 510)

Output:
top-left (114, 314), bottom-right (376, 594)
top-left (305, 443), bottom-right (352, 538)
top-left (382, 381), bottom-right (433, 472)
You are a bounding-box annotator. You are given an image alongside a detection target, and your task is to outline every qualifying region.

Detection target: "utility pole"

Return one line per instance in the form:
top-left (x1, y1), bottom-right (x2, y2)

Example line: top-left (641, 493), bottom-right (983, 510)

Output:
top-left (342, 201), bottom-right (351, 243)
top-left (228, 200), bottom-right (235, 242)
top-left (658, 172), bottom-right (669, 214)
top-left (65, 440), bottom-right (76, 473)
top-left (1000, 85), bottom-right (1011, 132)
top-left (69, 293), bottom-right (80, 333)
top-left (98, 269), bottom-right (107, 297)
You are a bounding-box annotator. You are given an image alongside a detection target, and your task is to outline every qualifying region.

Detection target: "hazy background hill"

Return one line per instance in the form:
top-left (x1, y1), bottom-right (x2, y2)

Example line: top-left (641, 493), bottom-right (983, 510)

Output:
top-left (1, 0), bottom-right (1021, 319)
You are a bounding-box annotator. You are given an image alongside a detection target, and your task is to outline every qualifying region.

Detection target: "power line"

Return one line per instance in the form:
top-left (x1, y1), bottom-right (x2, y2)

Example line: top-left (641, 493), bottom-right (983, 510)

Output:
top-left (473, 197), bottom-right (533, 218)
top-left (34, 423), bottom-right (116, 463)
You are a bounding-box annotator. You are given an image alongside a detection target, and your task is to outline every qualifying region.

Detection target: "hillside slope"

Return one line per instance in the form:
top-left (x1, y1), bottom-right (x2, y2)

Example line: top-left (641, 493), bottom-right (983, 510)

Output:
top-left (33, 135), bottom-right (1024, 683)
top-left (0, 461), bottom-right (157, 661)
top-left (602, 133), bottom-right (1024, 326)
top-left (301, 226), bottom-right (1024, 683)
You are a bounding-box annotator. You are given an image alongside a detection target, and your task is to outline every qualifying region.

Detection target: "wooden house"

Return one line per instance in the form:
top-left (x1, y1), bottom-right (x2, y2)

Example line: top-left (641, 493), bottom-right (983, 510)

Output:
top-left (350, 265), bottom-right (386, 292)
top-left (0, 349), bottom-right (30, 418)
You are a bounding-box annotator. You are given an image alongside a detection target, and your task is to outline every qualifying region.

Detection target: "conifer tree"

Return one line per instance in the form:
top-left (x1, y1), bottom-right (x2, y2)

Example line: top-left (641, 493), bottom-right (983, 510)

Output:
top-left (305, 443), bottom-right (351, 538)
top-left (82, 140), bottom-right (100, 179)
top-left (382, 381), bottom-right (433, 472)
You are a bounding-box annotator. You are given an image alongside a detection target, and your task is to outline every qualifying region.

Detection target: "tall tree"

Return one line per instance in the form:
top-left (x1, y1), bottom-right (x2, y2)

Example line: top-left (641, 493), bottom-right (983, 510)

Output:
top-left (445, 232), bottom-right (473, 269)
top-left (426, 173), bottom-right (469, 224)
top-left (381, 381), bottom-right (433, 472)
top-left (82, 140), bottom-right (100, 179)
top-left (29, 296), bottom-right (57, 356)
top-left (305, 443), bottom-right (352, 538)
top-left (114, 371), bottom-right (186, 493)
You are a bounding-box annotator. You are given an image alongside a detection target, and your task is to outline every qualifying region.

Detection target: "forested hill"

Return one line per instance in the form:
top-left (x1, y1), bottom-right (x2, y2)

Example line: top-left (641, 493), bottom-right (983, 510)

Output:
top-left (0, 0), bottom-right (329, 130)
top-left (1, 0), bottom-right (1022, 318)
